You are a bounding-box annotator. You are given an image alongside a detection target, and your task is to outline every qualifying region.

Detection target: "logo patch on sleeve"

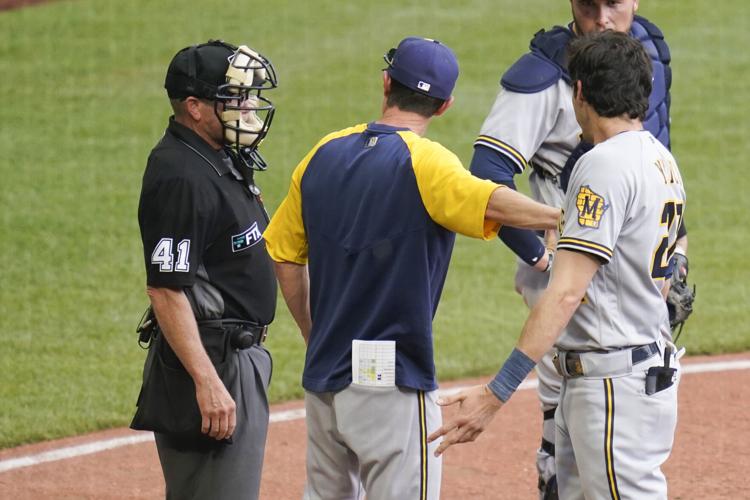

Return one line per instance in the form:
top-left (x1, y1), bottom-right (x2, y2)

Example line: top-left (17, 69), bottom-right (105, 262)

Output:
top-left (575, 186), bottom-right (609, 228)
top-left (232, 222), bottom-right (263, 252)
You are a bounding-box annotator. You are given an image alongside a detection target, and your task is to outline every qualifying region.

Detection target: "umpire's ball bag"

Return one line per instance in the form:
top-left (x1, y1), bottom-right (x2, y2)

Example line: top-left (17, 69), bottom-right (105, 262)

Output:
top-left (130, 326), bottom-right (239, 438)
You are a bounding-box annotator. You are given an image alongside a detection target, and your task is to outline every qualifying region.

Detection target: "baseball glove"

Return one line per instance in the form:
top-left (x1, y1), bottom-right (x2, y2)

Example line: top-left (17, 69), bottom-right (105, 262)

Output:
top-left (667, 252), bottom-right (695, 342)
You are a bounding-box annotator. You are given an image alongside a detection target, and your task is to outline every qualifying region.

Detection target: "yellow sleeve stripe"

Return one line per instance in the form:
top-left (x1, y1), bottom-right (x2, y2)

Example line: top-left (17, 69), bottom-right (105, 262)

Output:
top-left (558, 237), bottom-right (613, 256)
top-left (558, 237), bottom-right (613, 261)
top-left (474, 135), bottom-right (527, 173)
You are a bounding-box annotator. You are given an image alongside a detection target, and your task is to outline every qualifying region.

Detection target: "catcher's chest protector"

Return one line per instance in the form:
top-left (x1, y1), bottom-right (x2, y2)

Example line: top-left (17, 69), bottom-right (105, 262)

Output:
top-left (631, 15), bottom-right (672, 150)
top-left (502, 15), bottom-right (672, 150)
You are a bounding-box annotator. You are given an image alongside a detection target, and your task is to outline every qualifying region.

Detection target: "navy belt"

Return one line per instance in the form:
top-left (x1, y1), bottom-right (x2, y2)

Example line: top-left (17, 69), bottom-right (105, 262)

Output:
top-left (558, 342), bottom-right (660, 378)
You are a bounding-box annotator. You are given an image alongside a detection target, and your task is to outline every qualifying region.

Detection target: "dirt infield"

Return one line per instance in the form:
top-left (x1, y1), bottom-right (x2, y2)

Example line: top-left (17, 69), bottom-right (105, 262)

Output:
top-left (0, 352), bottom-right (748, 499)
top-left (0, 0), bottom-right (57, 11)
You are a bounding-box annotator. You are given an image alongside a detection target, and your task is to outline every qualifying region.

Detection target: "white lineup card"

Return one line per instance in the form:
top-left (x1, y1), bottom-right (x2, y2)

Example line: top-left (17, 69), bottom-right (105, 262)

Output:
top-left (352, 340), bottom-right (396, 387)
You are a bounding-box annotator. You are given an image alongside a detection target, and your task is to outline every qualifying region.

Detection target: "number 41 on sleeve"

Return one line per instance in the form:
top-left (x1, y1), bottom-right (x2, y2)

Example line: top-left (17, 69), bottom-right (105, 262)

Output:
top-left (151, 238), bottom-right (191, 272)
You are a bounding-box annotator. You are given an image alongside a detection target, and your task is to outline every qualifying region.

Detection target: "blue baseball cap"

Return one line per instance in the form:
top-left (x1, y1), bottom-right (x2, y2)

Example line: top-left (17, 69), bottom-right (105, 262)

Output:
top-left (384, 37), bottom-right (459, 100)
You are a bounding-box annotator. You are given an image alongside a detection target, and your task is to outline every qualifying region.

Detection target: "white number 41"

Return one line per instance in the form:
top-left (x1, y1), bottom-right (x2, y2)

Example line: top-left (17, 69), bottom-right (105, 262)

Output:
top-left (151, 238), bottom-right (191, 272)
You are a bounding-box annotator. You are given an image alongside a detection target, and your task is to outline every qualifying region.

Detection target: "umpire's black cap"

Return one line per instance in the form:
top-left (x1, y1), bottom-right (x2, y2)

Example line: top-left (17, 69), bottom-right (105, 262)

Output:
top-left (164, 40), bottom-right (237, 100)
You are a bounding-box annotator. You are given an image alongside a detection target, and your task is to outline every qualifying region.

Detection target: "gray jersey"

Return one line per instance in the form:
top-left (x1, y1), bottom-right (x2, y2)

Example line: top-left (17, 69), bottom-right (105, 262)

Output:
top-left (556, 130), bottom-right (686, 351)
top-left (476, 81), bottom-right (580, 207)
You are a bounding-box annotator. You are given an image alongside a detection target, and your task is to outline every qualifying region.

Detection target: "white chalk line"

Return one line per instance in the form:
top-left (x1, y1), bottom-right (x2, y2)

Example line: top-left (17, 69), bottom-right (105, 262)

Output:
top-left (1, 358), bottom-right (748, 474)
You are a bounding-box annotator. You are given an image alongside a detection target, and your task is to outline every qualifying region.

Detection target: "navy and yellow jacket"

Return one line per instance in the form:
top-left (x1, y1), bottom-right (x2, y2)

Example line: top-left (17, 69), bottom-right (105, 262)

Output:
top-left (265, 122), bottom-right (500, 392)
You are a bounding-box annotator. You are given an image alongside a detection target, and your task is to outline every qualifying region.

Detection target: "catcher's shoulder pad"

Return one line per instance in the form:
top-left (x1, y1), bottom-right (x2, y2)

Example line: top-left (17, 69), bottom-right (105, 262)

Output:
top-left (632, 15), bottom-right (671, 65)
top-left (501, 26), bottom-right (573, 94)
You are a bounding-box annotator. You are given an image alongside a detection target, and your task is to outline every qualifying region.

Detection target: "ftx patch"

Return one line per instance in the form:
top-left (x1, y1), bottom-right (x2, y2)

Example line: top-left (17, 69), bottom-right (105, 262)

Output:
top-left (232, 221), bottom-right (263, 252)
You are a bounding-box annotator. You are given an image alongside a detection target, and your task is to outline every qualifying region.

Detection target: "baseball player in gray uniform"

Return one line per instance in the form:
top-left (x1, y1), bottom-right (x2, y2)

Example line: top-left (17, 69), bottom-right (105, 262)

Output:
top-left (429, 31), bottom-right (686, 500)
top-left (468, 2), bottom-right (688, 496)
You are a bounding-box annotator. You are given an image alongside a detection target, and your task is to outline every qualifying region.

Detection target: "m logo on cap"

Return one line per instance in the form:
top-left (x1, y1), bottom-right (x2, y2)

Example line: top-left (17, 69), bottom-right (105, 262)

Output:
top-left (417, 81), bottom-right (431, 92)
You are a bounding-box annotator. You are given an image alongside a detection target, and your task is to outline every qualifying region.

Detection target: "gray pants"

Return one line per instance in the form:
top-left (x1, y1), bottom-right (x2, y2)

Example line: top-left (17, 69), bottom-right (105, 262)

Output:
top-left (303, 385), bottom-right (442, 500)
top-left (155, 346), bottom-right (272, 500)
top-left (555, 352), bottom-right (679, 499)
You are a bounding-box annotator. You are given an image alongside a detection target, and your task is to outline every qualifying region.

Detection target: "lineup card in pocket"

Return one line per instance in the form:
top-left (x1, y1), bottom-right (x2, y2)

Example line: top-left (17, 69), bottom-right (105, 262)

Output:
top-left (352, 340), bottom-right (396, 387)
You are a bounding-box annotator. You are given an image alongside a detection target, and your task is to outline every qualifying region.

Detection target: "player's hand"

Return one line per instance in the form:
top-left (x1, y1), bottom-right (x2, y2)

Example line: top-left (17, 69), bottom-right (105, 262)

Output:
top-left (427, 384), bottom-right (504, 457)
top-left (533, 251), bottom-right (553, 273)
top-left (195, 374), bottom-right (236, 441)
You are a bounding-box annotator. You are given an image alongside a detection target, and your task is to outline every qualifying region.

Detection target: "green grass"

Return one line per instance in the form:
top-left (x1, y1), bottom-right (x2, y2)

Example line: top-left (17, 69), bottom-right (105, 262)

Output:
top-left (0, 0), bottom-right (748, 448)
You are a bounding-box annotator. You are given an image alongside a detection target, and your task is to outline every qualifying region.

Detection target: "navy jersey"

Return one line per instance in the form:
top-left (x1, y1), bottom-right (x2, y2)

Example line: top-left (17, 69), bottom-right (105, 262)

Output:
top-left (265, 123), bottom-right (499, 392)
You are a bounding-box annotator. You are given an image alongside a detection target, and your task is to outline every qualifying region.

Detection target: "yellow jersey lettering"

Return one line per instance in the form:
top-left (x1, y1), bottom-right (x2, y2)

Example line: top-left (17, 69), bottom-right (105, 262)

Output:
top-left (654, 158), bottom-right (682, 185)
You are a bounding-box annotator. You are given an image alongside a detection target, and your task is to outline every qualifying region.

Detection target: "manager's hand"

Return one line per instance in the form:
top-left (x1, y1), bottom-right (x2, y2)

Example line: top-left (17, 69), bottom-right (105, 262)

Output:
top-left (427, 384), bottom-right (503, 456)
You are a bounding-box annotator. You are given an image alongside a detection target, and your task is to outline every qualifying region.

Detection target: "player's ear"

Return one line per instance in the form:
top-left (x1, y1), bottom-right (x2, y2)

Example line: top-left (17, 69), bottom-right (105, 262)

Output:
top-left (383, 71), bottom-right (392, 95)
top-left (381, 72), bottom-right (393, 113)
top-left (434, 96), bottom-right (455, 117)
top-left (574, 80), bottom-right (584, 103)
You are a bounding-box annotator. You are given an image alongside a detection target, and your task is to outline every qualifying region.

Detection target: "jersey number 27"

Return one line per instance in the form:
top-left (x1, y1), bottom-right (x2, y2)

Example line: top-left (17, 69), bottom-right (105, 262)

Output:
top-left (651, 201), bottom-right (684, 279)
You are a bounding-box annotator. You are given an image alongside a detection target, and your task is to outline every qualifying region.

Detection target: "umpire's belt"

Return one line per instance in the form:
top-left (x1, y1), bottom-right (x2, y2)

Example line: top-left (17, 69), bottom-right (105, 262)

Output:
top-left (553, 342), bottom-right (660, 378)
top-left (197, 318), bottom-right (268, 349)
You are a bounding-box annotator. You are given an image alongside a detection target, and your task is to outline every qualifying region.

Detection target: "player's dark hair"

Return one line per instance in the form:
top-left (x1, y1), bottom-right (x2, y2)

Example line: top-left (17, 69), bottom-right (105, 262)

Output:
top-left (386, 79), bottom-right (445, 118)
top-left (568, 31), bottom-right (652, 120)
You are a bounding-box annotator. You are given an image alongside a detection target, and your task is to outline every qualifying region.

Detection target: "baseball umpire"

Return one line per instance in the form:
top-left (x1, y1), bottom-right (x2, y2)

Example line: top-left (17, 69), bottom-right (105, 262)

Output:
top-left (264, 36), bottom-right (560, 500)
top-left (431, 30), bottom-right (686, 500)
top-left (135, 40), bottom-right (277, 499)
top-left (468, 1), bottom-right (694, 496)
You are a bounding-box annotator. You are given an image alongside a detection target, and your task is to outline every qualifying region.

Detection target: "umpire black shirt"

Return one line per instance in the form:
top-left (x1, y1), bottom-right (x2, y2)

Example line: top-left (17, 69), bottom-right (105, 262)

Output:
top-left (138, 117), bottom-right (276, 325)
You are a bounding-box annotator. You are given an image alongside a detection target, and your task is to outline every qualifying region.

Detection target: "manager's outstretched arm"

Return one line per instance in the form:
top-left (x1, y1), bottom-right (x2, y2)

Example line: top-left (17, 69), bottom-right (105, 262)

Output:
top-left (471, 146), bottom-right (551, 271)
top-left (485, 186), bottom-right (560, 231)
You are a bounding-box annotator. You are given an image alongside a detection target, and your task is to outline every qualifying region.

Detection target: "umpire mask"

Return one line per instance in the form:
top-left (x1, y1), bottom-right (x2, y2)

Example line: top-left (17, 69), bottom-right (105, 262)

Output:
top-left (217, 45), bottom-right (278, 170)
top-left (165, 40), bottom-right (278, 170)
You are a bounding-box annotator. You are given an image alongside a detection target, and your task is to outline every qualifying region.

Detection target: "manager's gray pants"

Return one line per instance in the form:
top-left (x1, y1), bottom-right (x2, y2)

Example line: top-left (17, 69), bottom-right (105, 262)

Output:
top-left (303, 385), bottom-right (442, 500)
top-left (155, 346), bottom-right (272, 500)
